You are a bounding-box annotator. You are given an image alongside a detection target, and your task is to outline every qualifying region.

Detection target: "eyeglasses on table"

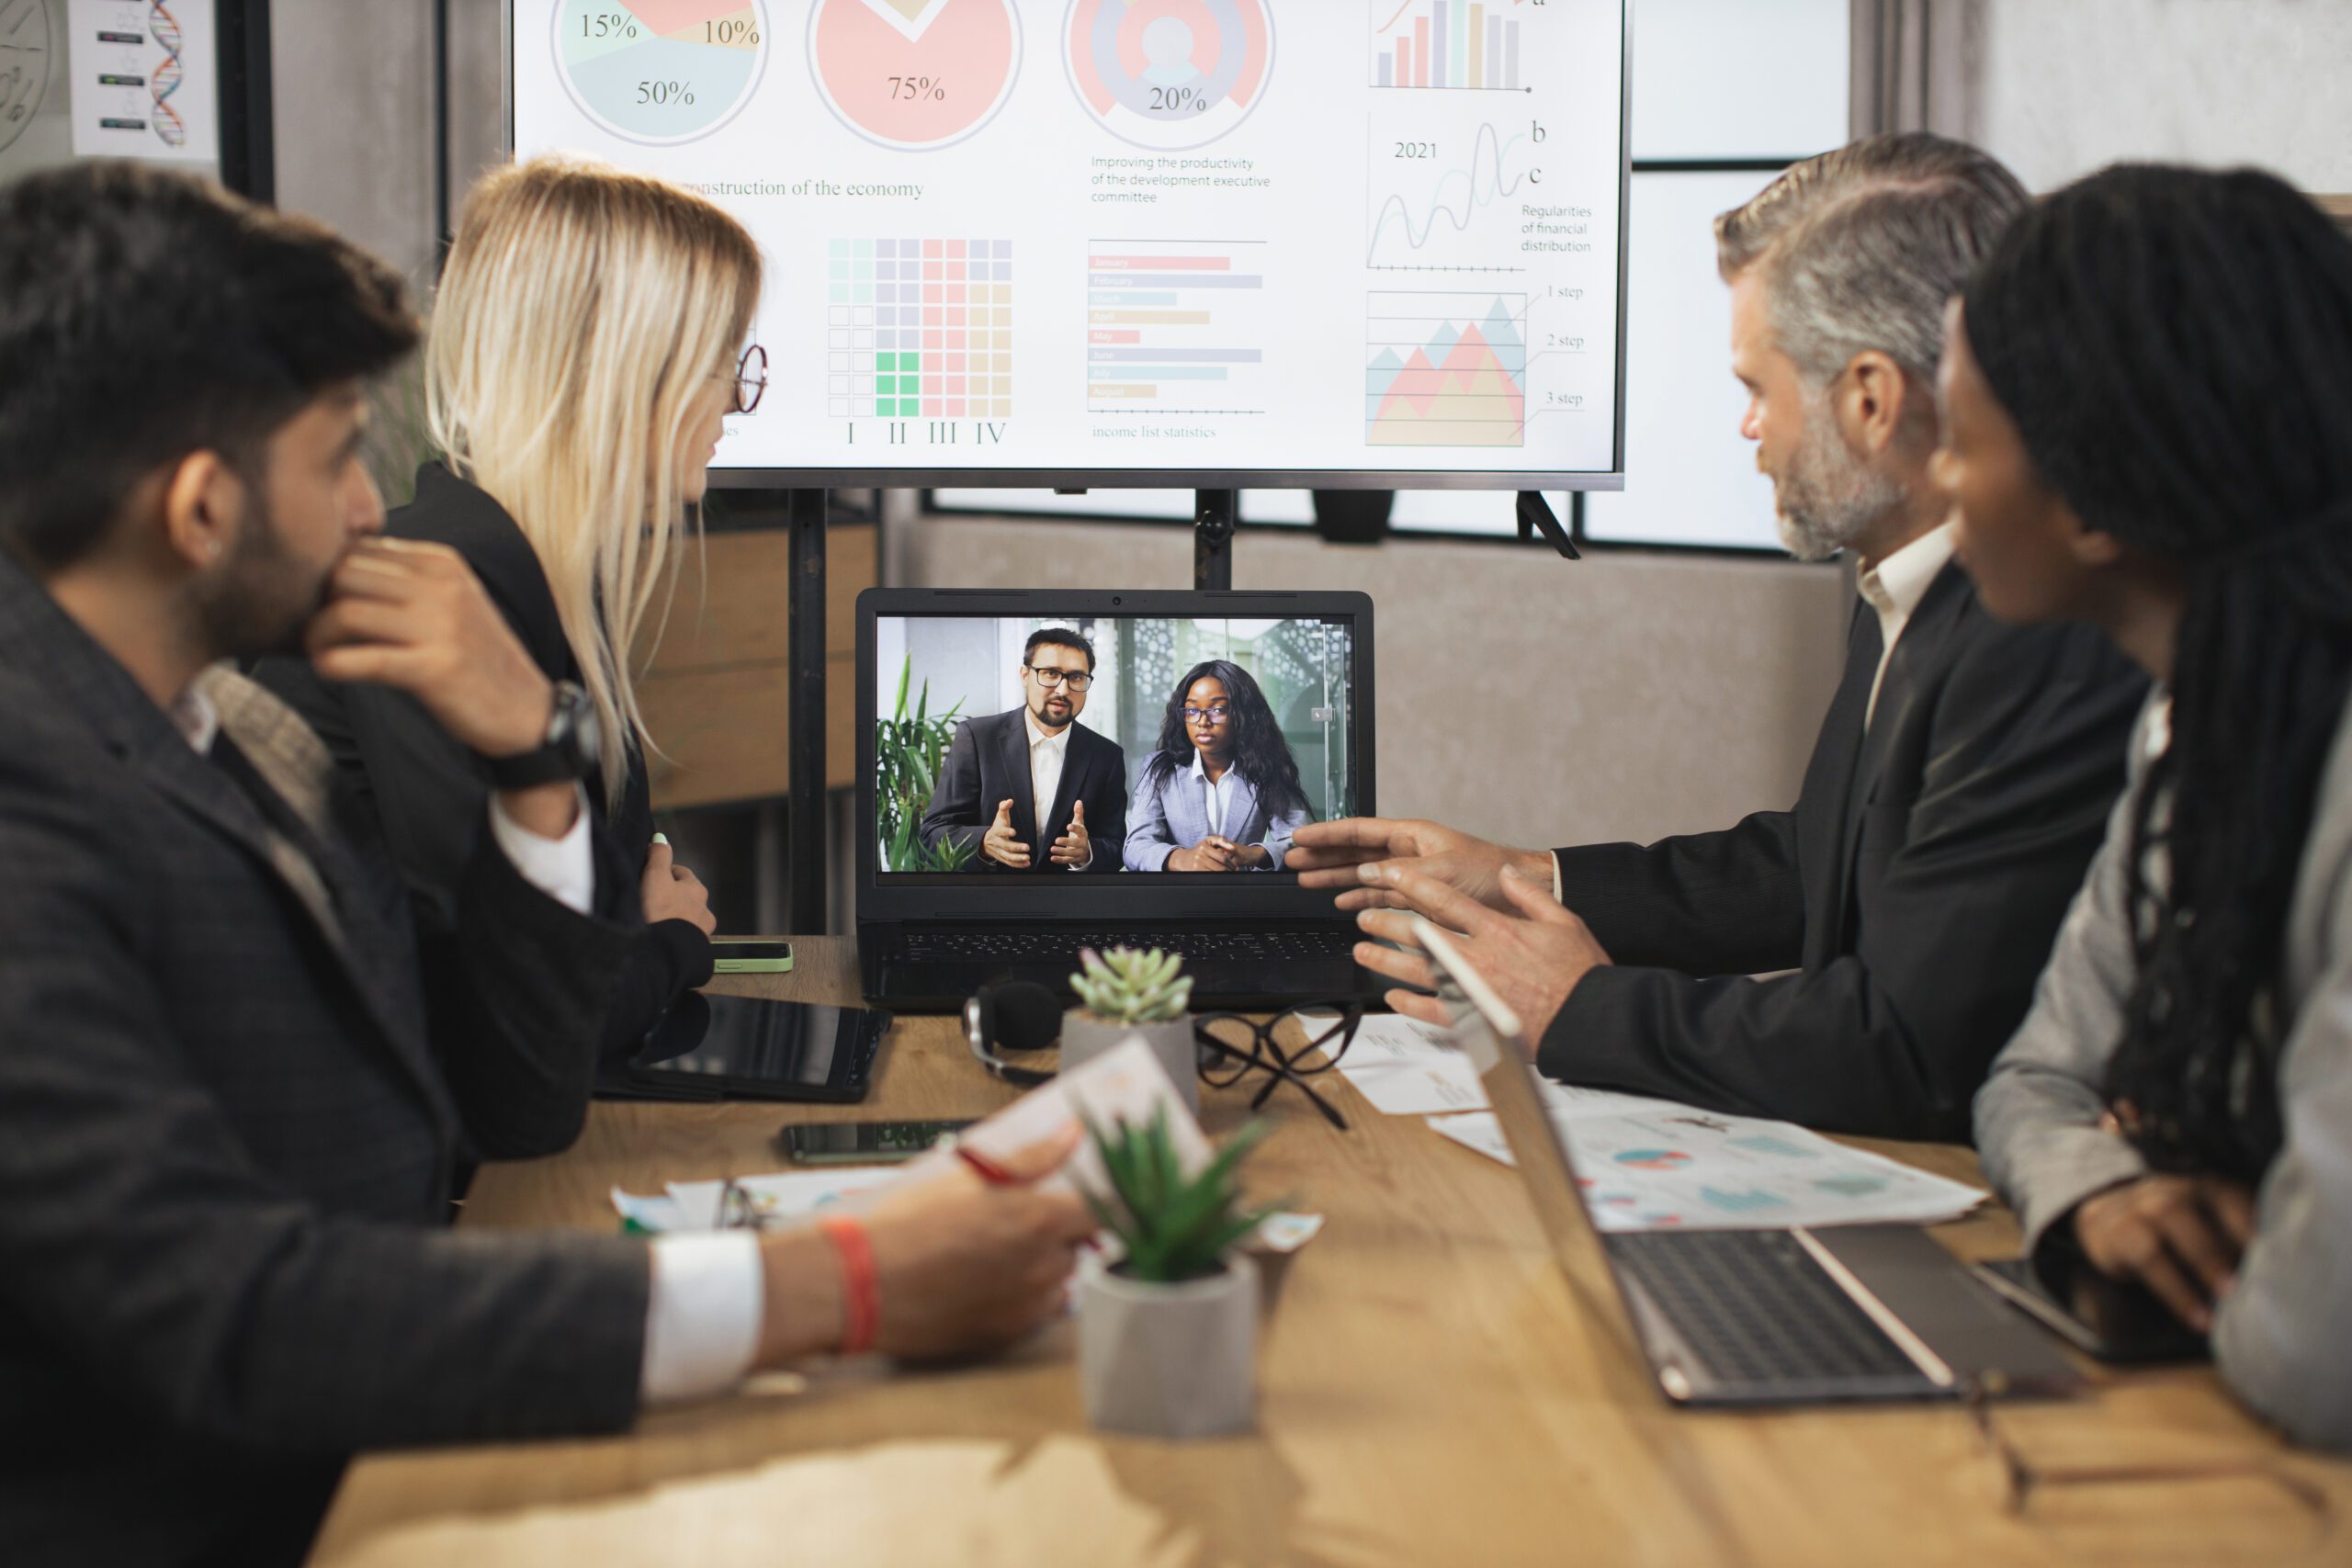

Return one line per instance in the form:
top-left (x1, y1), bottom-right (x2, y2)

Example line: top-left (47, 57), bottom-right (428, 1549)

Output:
top-left (1194, 1000), bottom-right (1365, 1132)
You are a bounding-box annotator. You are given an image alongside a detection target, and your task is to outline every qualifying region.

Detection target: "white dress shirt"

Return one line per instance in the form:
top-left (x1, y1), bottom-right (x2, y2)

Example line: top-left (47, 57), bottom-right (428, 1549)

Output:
top-left (1856, 521), bottom-right (1957, 729)
top-left (172, 680), bottom-right (763, 1406)
top-left (1026, 710), bottom-right (1091, 869)
top-left (1551, 522), bottom-right (1962, 903)
top-left (1188, 750), bottom-right (1242, 838)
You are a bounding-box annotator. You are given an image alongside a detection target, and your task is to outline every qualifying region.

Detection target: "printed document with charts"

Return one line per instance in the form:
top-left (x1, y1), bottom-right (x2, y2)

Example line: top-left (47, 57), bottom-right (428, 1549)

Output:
top-left (1308, 1013), bottom-right (1984, 1233)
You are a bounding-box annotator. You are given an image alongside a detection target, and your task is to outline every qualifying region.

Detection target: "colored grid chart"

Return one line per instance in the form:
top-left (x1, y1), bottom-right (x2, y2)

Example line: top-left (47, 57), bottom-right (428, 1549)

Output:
top-left (554, 0), bottom-right (768, 146)
top-left (1086, 238), bottom-right (1268, 416)
top-left (828, 238), bottom-right (1014, 419)
top-left (1365, 290), bottom-right (1527, 446)
top-left (1370, 0), bottom-right (1525, 92)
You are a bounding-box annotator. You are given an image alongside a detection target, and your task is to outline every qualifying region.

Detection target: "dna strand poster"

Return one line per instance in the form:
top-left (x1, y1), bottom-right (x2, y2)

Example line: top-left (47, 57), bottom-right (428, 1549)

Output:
top-left (68, 0), bottom-right (217, 163)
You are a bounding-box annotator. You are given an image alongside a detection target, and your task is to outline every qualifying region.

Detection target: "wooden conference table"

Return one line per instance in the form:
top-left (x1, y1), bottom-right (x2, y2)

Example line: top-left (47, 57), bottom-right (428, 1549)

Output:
top-left (311, 939), bottom-right (2348, 1567)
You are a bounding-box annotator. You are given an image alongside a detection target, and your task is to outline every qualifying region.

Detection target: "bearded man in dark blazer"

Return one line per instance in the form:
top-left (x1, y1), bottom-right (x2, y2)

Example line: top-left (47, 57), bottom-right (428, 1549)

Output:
top-left (920, 626), bottom-right (1129, 874)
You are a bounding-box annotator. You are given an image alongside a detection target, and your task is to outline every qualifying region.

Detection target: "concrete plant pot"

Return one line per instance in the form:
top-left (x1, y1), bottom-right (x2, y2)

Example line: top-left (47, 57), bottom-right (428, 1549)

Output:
top-left (1061, 1011), bottom-right (1199, 1113)
top-left (1077, 1251), bottom-right (1259, 1438)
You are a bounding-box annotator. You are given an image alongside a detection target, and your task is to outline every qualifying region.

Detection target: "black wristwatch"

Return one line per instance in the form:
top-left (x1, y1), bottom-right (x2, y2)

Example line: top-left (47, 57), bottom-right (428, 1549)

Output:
top-left (485, 680), bottom-right (601, 789)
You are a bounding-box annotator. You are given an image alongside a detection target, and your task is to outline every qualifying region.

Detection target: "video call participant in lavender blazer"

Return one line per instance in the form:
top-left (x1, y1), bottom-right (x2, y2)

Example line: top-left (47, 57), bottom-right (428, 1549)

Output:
top-left (1949, 166), bottom-right (2352, 1450)
top-left (1125, 660), bottom-right (1313, 872)
top-left (259, 157), bottom-right (748, 1065)
top-left (1287, 135), bottom-right (2148, 1141)
top-left (0, 164), bottom-right (1092, 1567)
top-left (919, 626), bottom-right (1128, 873)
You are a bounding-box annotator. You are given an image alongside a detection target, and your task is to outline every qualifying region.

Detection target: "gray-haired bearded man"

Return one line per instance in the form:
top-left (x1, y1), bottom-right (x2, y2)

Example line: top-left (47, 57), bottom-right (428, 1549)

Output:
top-left (1292, 133), bottom-right (2149, 1142)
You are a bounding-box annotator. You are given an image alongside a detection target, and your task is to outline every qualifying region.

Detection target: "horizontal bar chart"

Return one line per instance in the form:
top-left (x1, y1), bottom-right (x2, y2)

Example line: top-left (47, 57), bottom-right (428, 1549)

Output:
top-left (1085, 238), bottom-right (1272, 416)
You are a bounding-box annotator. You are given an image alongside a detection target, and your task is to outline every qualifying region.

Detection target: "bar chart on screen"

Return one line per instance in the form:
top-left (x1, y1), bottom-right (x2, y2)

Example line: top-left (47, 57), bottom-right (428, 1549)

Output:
top-left (1085, 239), bottom-right (1271, 417)
top-left (1369, 0), bottom-right (1532, 93)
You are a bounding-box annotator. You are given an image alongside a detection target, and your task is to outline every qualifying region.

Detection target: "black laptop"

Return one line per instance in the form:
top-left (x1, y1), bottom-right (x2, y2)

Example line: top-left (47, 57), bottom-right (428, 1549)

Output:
top-left (857, 589), bottom-right (1379, 1010)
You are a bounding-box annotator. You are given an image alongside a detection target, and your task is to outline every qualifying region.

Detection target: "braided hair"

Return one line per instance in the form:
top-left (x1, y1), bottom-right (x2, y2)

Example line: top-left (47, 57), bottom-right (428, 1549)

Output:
top-left (1137, 660), bottom-right (1312, 824)
top-left (1962, 165), bottom-right (2352, 1181)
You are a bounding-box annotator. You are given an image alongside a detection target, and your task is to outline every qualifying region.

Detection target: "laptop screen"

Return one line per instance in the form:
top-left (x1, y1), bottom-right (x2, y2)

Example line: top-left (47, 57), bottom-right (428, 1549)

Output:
top-left (874, 612), bottom-right (1361, 878)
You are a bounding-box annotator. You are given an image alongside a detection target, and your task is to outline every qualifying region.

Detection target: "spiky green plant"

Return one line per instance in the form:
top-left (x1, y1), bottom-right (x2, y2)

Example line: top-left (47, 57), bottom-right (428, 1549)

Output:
top-left (1069, 945), bottom-right (1192, 1024)
top-left (875, 653), bottom-right (976, 872)
top-left (1082, 1108), bottom-right (1277, 1284)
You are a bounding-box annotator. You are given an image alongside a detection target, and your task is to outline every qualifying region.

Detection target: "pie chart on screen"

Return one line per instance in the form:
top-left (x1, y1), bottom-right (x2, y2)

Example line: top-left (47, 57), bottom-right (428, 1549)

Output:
top-left (554, 0), bottom-right (769, 145)
top-left (808, 0), bottom-right (1024, 152)
top-left (1063, 0), bottom-right (1274, 151)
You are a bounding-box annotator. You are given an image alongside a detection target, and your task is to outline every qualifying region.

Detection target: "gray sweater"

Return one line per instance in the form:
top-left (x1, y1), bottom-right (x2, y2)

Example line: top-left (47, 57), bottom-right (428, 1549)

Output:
top-left (1975, 694), bottom-right (2352, 1450)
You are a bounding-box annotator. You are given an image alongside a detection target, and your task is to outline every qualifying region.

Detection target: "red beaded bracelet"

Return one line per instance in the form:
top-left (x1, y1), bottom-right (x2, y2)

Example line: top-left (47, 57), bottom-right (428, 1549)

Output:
top-left (819, 1214), bottom-right (879, 1355)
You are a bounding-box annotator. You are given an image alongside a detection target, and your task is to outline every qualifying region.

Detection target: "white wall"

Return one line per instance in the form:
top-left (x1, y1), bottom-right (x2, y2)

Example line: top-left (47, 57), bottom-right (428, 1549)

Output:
top-left (1967, 0), bottom-right (2352, 194)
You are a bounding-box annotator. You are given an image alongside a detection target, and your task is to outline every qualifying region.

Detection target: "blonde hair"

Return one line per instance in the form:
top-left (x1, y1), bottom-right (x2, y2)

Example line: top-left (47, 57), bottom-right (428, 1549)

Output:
top-left (426, 156), bottom-right (761, 803)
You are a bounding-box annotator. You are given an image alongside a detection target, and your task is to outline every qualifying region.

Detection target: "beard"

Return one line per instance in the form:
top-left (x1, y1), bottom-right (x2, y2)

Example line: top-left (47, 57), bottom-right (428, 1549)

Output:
top-left (191, 495), bottom-right (335, 661)
top-left (1771, 389), bottom-right (1905, 563)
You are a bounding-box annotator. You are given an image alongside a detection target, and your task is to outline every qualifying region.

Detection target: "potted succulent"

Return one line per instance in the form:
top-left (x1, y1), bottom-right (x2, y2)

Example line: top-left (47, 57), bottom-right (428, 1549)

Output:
top-left (1077, 1109), bottom-right (1277, 1438)
top-left (1064, 946), bottom-right (1199, 1111)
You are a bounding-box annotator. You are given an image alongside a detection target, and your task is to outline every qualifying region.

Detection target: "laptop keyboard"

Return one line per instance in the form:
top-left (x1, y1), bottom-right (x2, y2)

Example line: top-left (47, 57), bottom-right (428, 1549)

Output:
top-left (1604, 1230), bottom-right (1925, 1389)
top-left (896, 928), bottom-right (1358, 964)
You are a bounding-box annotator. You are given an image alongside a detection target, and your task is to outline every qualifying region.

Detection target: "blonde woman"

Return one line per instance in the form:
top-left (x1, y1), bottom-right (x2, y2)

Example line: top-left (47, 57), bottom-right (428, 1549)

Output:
top-left (260, 155), bottom-right (764, 1064)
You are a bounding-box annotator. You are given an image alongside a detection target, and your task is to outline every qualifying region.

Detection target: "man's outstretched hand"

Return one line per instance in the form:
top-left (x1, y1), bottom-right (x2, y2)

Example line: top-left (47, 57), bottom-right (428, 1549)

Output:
top-left (1352, 863), bottom-right (1611, 1050)
top-left (1290, 817), bottom-right (1554, 913)
top-left (1050, 799), bottom-right (1092, 869)
top-left (982, 799), bottom-right (1032, 869)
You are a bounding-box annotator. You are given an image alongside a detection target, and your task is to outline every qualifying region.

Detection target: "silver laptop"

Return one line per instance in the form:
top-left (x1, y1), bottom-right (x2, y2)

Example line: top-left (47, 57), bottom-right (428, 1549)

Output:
top-left (1414, 918), bottom-right (2082, 1407)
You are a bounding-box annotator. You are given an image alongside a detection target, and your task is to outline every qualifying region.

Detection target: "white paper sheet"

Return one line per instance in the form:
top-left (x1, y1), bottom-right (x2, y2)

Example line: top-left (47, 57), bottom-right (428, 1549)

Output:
top-left (663, 1167), bottom-right (903, 1233)
top-left (1311, 1010), bottom-right (1683, 1122)
top-left (610, 1040), bottom-right (1322, 1253)
top-left (1429, 1105), bottom-right (1985, 1232)
top-left (67, 0), bottom-right (218, 163)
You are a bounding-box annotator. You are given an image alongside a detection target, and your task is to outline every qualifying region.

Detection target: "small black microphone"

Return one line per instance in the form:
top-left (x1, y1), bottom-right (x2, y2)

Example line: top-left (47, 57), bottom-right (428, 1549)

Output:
top-left (989, 980), bottom-right (1062, 1052)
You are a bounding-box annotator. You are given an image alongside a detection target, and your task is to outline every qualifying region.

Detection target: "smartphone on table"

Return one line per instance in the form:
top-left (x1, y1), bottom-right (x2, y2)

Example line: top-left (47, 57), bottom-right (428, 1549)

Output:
top-left (710, 938), bottom-right (794, 975)
top-left (777, 1120), bottom-right (975, 1165)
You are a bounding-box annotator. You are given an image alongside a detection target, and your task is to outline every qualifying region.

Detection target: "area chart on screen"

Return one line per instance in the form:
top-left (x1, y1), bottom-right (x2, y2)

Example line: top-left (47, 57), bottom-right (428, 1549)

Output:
top-left (1365, 291), bottom-right (1527, 446)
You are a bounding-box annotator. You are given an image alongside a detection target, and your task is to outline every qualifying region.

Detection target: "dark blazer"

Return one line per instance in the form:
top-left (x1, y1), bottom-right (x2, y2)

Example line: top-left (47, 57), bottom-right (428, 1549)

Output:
top-left (255, 463), bottom-right (712, 1065)
top-left (0, 556), bottom-right (650, 1566)
top-left (918, 706), bottom-right (1128, 873)
top-left (1540, 561), bottom-right (2148, 1141)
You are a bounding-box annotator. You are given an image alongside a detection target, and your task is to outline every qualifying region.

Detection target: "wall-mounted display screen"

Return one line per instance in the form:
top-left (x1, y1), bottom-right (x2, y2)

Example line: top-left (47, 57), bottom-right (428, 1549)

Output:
top-left (510, 1), bottom-right (1631, 490)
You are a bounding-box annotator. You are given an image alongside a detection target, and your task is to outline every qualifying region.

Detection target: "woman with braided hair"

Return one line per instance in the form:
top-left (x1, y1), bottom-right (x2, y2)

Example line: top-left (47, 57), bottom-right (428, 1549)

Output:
top-left (1944, 164), bottom-right (2352, 1449)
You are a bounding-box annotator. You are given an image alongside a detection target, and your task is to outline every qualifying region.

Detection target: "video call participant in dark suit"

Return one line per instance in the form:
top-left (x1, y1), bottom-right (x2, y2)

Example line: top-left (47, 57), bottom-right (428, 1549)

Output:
top-left (257, 157), bottom-right (756, 1064)
top-left (0, 164), bottom-right (1091, 1568)
top-left (919, 626), bottom-right (1128, 873)
top-left (1290, 135), bottom-right (2149, 1142)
